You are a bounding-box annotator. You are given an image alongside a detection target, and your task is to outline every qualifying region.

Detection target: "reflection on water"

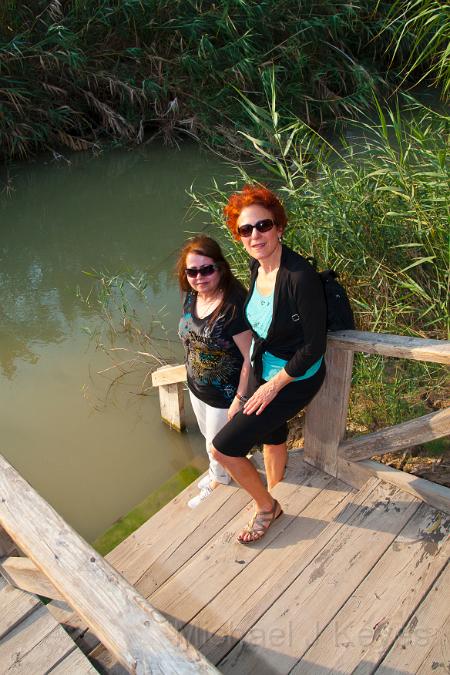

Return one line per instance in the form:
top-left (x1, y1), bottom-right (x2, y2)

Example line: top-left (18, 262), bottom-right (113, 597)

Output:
top-left (0, 143), bottom-right (228, 540)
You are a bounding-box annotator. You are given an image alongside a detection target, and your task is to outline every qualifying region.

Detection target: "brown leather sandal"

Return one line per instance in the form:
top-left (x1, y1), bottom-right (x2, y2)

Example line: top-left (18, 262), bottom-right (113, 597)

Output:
top-left (237, 499), bottom-right (283, 544)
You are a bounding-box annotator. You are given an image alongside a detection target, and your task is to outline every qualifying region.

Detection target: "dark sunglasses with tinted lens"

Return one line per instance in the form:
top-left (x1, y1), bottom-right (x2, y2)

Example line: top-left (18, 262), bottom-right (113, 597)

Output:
top-left (185, 264), bottom-right (218, 278)
top-left (237, 218), bottom-right (275, 238)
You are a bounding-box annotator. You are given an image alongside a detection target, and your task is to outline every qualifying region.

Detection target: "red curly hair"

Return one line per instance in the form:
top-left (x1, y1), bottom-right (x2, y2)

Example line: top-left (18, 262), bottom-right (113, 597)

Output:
top-left (224, 184), bottom-right (288, 240)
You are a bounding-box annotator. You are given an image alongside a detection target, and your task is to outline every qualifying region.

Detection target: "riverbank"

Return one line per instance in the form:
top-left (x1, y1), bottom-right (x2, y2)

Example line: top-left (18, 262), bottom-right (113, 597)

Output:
top-left (92, 463), bottom-right (202, 555)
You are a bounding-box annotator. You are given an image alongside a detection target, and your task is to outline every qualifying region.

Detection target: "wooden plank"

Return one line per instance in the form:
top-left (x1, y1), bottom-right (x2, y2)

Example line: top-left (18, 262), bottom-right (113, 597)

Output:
top-left (415, 613), bottom-right (450, 675)
top-left (72, 457), bottom-right (321, 665)
top-left (158, 382), bottom-right (185, 431)
top-left (358, 459), bottom-right (450, 514)
top-left (0, 583), bottom-right (41, 640)
top-left (49, 473), bottom-right (253, 654)
top-left (339, 407), bottom-right (450, 462)
top-left (374, 563), bottom-right (450, 675)
top-left (303, 346), bottom-right (354, 475)
top-left (134, 488), bottom-right (254, 599)
top-left (337, 457), bottom-right (371, 489)
top-left (49, 647), bottom-right (98, 674)
top-left (0, 603), bottom-right (59, 672)
top-left (329, 331), bottom-right (450, 364)
top-left (3, 624), bottom-right (79, 674)
top-left (134, 456), bottom-right (309, 600)
top-left (218, 482), bottom-right (420, 674)
top-left (149, 463), bottom-right (338, 631)
top-left (0, 454), bottom-right (218, 674)
top-left (1, 556), bottom-right (65, 601)
top-left (152, 364), bottom-right (187, 386)
top-left (182, 478), bottom-right (370, 665)
top-left (111, 476), bottom-right (253, 587)
top-left (292, 503), bottom-right (450, 674)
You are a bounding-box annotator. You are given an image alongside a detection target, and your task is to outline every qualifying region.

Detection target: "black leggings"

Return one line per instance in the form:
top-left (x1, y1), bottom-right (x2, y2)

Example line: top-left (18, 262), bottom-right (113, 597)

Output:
top-left (213, 360), bottom-right (325, 457)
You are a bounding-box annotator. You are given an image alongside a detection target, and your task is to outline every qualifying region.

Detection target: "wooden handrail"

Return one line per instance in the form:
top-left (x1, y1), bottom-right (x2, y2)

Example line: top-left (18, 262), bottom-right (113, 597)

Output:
top-left (339, 408), bottom-right (450, 462)
top-left (328, 330), bottom-right (450, 364)
top-left (151, 364), bottom-right (187, 387)
top-left (0, 454), bottom-right (218, 674)
top-left (151, 332), bottom-right (450, 389)
top-left (150, 331), bottom-right (450, 511)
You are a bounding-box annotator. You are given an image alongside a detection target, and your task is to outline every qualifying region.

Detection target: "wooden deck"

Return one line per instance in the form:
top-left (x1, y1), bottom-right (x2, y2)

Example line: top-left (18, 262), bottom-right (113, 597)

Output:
top-left (63, 451), bottom-right (449, 674)
top-left (0, 575), bottom-right (96, 674)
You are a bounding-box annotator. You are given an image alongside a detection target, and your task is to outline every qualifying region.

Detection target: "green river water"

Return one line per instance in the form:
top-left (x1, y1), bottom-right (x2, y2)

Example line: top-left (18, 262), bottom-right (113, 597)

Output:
top-left (0, 143), bottom-right (229, 542)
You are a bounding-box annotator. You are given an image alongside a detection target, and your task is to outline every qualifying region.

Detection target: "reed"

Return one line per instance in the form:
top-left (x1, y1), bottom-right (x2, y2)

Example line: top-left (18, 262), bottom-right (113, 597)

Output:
top-left (189, 91), bottom-right (449, 428)
top-left (0, 0), bottom-right (439, 161)
top-left (380, 0), bottom-right (450, 98)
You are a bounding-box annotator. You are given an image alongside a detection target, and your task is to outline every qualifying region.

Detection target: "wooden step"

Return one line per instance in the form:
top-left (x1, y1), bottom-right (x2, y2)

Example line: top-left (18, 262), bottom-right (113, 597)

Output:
top-left (0, 577), bottom-right (96, 674)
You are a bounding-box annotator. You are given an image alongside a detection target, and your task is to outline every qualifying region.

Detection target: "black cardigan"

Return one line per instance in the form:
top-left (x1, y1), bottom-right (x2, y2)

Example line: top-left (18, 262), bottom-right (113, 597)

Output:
top-left (245, 244), bottom-right (327, 381)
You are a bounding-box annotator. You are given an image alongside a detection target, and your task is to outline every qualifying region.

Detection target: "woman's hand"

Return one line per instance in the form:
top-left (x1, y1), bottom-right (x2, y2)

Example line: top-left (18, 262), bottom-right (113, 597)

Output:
top-left (243, 379), bottom-right (280, 416)
top-left (242, 368), bottom-right (294, 416)
top-left (228, 396), bottom-right (243, 421)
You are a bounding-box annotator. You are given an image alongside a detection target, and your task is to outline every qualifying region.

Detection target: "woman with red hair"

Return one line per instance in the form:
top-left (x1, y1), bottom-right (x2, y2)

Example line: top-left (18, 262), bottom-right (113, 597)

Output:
top-left (211, 185), bottom-right (327, 543)
top-left (177, 235), bottom-right (252, 508)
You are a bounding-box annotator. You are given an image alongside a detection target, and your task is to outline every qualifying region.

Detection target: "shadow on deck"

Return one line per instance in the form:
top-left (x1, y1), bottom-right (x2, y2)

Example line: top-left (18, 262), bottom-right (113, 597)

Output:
top-left (82, 451), bottom-right (449, 674)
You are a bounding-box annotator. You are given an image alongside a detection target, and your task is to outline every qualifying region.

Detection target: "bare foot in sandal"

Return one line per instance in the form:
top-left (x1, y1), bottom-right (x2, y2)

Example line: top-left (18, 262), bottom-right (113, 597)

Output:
top-left (237, 499), bottom-right (283, 544)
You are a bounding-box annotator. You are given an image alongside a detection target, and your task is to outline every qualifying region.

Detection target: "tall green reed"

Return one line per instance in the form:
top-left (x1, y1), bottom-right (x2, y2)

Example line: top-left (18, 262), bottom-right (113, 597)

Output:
top-left (380, 0), bottom-right (450, 98)
top-left (192, 90), bottom-right (448, 339)
top-left (189, 89), bottom-right (449, 429)
top-left (0, 0), bottom-right (430, 161)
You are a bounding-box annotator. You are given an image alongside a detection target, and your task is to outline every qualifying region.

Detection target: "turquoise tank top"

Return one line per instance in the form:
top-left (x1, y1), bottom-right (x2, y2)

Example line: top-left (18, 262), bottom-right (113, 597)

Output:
top-left (246, 285), bottom-right (323, 382)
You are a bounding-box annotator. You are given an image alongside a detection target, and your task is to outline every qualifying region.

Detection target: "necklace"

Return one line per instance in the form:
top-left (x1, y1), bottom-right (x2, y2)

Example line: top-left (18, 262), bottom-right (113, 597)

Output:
top-left (196, 291), bottom-right (223, 319)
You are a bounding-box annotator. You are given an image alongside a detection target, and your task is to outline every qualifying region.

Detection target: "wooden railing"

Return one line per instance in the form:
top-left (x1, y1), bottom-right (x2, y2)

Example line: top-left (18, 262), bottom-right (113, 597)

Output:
top-left (152, 330), bottom-right (450, 514)
top-left (303, 331), bottom-right (450, 514)
top-left (0, 454), bottom-right (218, 674)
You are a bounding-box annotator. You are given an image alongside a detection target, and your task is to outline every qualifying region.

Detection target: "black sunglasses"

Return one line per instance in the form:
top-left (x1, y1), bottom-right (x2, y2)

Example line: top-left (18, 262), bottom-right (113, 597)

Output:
top-left (185, 263), bottom-right (218, 278)
top-left (237, 218), bottom-right (275, 238)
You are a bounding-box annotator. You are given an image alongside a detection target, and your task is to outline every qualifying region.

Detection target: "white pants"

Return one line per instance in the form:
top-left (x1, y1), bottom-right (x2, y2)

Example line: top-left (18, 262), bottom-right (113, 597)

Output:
top-left (189, 390), bottom-right (231, 485)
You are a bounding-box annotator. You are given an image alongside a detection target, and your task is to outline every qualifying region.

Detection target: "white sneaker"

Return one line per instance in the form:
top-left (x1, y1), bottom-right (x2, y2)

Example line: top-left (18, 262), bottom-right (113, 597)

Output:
top-left (197, 474), bottom-right (211, 490)
top-left (188, 486), bottom-right (213, 509)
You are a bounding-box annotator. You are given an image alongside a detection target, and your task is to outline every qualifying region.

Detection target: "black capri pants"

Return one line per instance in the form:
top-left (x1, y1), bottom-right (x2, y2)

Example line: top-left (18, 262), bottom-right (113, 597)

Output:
top-left (213, 360), bottom-right (326, 457)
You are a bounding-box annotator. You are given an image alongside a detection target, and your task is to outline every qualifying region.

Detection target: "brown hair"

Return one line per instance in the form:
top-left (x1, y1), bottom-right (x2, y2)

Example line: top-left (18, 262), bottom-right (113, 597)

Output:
top-left (224, 184), bottom-right (288, 240)
top-left (175, 235), bottom-right (246, 322)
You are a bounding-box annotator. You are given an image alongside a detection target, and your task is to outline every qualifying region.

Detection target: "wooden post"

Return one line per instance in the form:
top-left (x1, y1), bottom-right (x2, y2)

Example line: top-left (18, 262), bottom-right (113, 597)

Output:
top-left (158, 382), bottom-right (185, 432)
top-left (303, 346), bottom-right (354, 476)
top-left (152, 365), bottom-right (187, 432)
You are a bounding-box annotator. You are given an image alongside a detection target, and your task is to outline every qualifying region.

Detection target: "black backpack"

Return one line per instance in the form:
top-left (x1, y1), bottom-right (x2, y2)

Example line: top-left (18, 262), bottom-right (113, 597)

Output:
top-left (307, 258), bottom-right (355, 331)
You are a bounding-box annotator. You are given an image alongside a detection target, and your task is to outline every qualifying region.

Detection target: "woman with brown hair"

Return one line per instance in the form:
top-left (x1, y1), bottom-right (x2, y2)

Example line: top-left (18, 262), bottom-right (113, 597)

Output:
top-left (210, 185), bottom-right (327, 543)
top-left (177, 235), bottom-right (252, 508)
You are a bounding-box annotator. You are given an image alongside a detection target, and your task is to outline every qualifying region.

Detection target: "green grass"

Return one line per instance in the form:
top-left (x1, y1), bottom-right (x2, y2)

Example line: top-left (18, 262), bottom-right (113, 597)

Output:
top-left (422, 437), bottom-right (450, 457)
top-left (92, 464), bottom-right (201, 556)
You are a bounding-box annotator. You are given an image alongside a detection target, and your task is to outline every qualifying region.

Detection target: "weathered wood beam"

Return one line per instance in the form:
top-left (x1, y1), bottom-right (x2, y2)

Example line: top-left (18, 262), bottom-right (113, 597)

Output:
top-left (303, 347), bottom-right (354, 476)
top-left (151, 364), bottom-right (187, 387)
top-left (328, 331), bottom-right (450, 364)
top-left (339, 407), bottom-right (450, 462)
top-left (1, 556), bottom-right (65, 601)
top-left (350, 458), bottom-right (450, 514)
top-left (158, 382), bottom-right (185, 432)
top-left (0, 454), bottom-right (218, 674)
